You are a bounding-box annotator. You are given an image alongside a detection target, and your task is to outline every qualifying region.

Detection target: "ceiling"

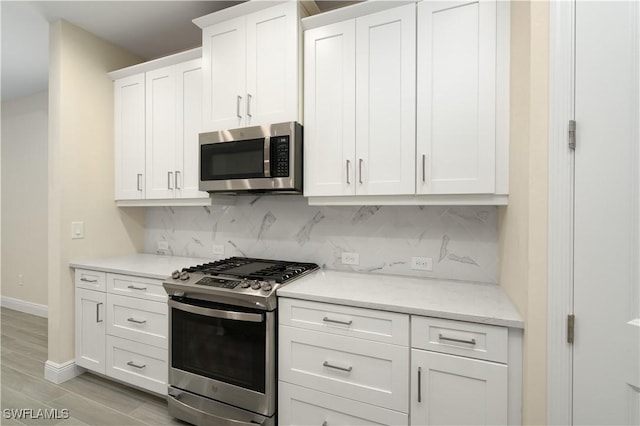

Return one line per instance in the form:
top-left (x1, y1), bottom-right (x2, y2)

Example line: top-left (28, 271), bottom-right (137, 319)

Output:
top-left (0, 1), bottom-right (359, 102)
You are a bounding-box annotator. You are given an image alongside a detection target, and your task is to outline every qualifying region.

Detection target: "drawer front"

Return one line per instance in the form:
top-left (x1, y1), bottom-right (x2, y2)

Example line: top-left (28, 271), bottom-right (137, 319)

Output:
top-left (279, 325), bottom-right (409, 412)
top-left (106, 294), bottom-right (168, 349)
top-left (106, 335), bottom-right (167, 395)
top-left (411, 316), bottom-right (508, 363)
top-left (279, 382), bottom-right (408, 426)
top-left (279, 298), bottom-right (409, 346)
top-left (107, 273), bottom-right (166, 302)
top-left (75, 269), bottom-right (106, 292)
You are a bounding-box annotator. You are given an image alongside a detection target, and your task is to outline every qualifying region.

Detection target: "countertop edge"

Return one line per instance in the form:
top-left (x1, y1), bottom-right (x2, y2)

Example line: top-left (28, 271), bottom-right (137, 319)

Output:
top-left (69, 262), bottom-right (169, 280)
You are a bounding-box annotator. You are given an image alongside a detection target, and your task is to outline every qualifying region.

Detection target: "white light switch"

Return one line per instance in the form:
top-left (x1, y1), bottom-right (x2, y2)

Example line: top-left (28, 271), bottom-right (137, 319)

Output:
top-left (72, 222), bottom-right (84, 239)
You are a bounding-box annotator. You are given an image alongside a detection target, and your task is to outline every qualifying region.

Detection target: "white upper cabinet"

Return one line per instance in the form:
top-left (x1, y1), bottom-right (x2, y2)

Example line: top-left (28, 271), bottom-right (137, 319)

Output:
top-left (302, 0), bottom-right (509, 205)
top-left (304, 20), bottom-right (356, 196)
top-left (198, 2), bottom-right (301, 132)
top-left (416, 0), bottom-right (496, 195)
top-left (114, 74), bottom-right (145, 200)
top-left (304, 4), bottom-right (416, 197)
top-left (355, 5), bottom-right (416, 196)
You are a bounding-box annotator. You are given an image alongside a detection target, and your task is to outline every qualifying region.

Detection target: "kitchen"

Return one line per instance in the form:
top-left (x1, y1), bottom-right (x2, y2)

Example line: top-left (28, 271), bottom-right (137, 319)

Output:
top-left (1, 1), bottom-right (638, 425)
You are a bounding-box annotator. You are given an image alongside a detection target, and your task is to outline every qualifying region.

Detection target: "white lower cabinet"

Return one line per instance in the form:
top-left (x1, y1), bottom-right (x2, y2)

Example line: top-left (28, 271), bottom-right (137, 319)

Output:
top-left (74, 269), bottom-right (168, 395)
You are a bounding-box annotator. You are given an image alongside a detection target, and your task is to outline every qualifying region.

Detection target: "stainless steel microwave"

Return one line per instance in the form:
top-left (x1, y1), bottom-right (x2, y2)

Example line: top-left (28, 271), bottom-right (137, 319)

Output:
top-left (199, 121), bottom-right (302, 194)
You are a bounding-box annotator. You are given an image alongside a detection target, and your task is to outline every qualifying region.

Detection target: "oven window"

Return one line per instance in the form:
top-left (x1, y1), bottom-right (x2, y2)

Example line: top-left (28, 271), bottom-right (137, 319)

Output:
top-left (201, 138), bottom-right (266, 181)
top-left (171, 305), bottom-right (266, 393)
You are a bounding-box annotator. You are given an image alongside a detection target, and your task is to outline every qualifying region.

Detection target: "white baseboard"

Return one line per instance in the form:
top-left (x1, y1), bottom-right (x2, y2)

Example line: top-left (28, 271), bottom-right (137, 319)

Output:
top-left (44, 360), bottom-right (83, 384)
top-left (1, 296), bottom-right (48, 317)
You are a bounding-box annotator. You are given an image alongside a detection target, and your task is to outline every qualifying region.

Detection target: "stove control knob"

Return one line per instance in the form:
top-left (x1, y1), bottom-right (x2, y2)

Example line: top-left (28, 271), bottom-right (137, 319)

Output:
top-left (251, 281), bottom-right (262, 290)
top-left (179, 271), bottom-right (190, 281)
top-left (261, 284), bottom-right (273, 292)
top-left (240, 280), bottom-right (251, 289)
top-left (171, 270), bottom-right (180, 280)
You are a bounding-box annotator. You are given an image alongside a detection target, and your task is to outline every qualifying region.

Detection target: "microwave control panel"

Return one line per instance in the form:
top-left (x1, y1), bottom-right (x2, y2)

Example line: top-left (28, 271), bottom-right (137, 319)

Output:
top-left (271, 136), bottom-right (290, 177)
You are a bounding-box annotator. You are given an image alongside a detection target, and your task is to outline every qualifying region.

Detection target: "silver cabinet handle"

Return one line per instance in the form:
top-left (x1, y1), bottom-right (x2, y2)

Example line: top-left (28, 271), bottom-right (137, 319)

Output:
top-left (323, 316), bottom-right (352, 326)
top-left (137, 173), bottom-right (143, 191)
top-left (127, 285), bottom-right (147, 291)
top-left (127, 317), bottom-right (147, 324)
top-left (168, 171), bottom-right (173, 190)
top-left (346, 160), bottom-right (351, 184)
top-left (127, 361), bottom-right (146, 369)
top-left (236, 95), bottom-right (242, 118)
top-left (323, 361), bottom-right (352, 373)
top-left (422, 154), bottom-right (426, 182)
top-left (247, 93), bottom-right (252, 117)
top-left (175, 171), bottom-right (181, 190)
top-left (96, 302), bottom-right (103, 323)
top-left (418, 366), bottom-right (422, 402)
top-left (358, 159), bottom-right (363, 184)
top-left (80, 277), bottom-right (97, 283)
top-left (438, 333), bottom-right (476, 345)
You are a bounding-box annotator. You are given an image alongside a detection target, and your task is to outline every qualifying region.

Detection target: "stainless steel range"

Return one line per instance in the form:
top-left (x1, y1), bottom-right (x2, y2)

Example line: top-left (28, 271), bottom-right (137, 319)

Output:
top-left (163, 257), bottom-right (319, 426)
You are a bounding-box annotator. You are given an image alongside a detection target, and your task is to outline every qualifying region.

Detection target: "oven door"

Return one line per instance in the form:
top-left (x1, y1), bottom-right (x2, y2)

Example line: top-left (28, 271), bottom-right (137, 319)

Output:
top-left (168, 298), bottom-right (275, 416)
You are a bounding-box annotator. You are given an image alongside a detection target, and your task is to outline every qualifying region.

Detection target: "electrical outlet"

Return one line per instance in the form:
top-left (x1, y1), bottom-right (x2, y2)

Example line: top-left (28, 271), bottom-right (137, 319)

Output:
top-left (341, 252), bottom-right (360, 265)
top-left (212, 245), bottom-right (225, 256)
top-left (157, 241), bottom-right (169, 251)
top-left (412, 256), bottom-right (433, 271)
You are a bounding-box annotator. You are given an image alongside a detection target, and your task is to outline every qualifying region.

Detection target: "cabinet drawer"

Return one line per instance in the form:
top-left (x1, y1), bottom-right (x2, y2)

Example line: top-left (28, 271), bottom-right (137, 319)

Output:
top-left (106, 294), bottom-right (168, 349)
top-left (279, 325), bottom-right (409, 413)
top-left (107, 273), bottom-right (166, 302)
top-left (106, 335), bottom-right (167, 395)
top-left (279, 382), bottom-right (408, 426)
top-left (75, 269), bottom-right (106, 292)
top-left (411, 316), bottom-right (507, 363)
top-left (279, 298), bottom-right (409, 346)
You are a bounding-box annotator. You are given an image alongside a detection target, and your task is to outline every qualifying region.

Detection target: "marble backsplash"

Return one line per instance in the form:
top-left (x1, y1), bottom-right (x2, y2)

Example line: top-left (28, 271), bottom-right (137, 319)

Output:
top-left (144, 196), bottom-right (499, 283)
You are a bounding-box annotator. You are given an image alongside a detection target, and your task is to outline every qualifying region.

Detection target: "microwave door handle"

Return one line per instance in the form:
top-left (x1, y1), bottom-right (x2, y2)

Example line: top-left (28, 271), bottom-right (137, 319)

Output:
top-left (169, 299), bottom-right (264, 323)
top-left (263, 137), bottom-right (271, 177)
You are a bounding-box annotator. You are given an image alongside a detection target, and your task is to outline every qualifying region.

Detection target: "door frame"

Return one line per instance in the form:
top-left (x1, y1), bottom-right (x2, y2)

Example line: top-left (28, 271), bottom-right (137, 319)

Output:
top-left (547, 0), bottom-right (575, 424)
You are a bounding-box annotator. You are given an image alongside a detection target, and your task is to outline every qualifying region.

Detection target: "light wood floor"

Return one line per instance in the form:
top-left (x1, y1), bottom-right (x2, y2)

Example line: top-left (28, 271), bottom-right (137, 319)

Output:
top-left (1, 307), bottom-right (187, 426)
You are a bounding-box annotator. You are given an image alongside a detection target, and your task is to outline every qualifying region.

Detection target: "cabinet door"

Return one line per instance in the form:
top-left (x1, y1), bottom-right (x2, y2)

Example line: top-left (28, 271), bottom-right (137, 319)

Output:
top-left (114, 74), bottom-right (145, 200)
top-left (245, 2), bottom-right (299, 127)
top-left (411, 349), bottom-right (507, 425)
top-left (303, 20), bottom-right (356, 196)
top-left (75, 288), bottom-right (106, 374)
top-left (202, 17), bottom-right (246, 132)
top-left (145, 65), bottom-right (176, 199)
top-left (355, 4), bottom-right (416, 196)
top-left (416, 0), bottom-right (496, 194)
top-left (175, 59), bottom-right (208, 199)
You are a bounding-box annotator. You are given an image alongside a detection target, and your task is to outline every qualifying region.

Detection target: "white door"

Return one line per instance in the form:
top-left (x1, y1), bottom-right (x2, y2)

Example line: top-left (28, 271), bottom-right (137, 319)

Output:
top-left (114, 74), bottom-right (145, 200)
top-left (145, 65), bottom-right (176, 199)
top-left (416, 0), bottom-right (496, 195)
top-left (202, 16), bottom-right (246, 132)
top-left (75, 288), bottom-right (106, 374)
top-left (411, 349), bottom-right (507, 425)
top-left (573, 1), bottom-right (640, 424)
top-left (175, 59), bottom-right (208, 199)
top-left (303, 20), bottom-right (356, 197)
top-left (245, 2), bottom-right (298, 127)
top-left (355, 4), bottom-right (416, 196)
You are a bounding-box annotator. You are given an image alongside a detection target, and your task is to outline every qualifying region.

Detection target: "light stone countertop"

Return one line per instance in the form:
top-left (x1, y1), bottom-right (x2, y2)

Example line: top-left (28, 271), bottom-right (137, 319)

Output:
top-left (277, 269), bottom-right (524, 329)
top-left (70, 253), bottom-right (211, 280)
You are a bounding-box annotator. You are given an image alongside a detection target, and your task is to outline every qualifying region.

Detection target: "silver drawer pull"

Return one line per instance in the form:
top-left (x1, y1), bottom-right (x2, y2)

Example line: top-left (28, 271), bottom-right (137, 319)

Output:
top-left (127, 317), bottom-right (147, 324)
top-left (323, 361), bottom-right (352, 373)
top-left (127, 285), bottom-right (147, 291)
top-left (80, 277), bottom-right (98, 283)
top-left (322, 317), bottom-right (352, 326)
top-left (126, 361), bottom-right (146, 369)
top-left (438, 333), bottom-right (476, 345)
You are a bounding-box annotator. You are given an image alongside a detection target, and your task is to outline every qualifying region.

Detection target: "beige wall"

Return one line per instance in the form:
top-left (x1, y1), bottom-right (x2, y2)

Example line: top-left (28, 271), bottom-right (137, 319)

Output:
top-left (47, 20), bottom-right (145, 363)
top-left (1, 91), bottom-right (49, 307)
top-left (499, 1), bottom-right (549, 424)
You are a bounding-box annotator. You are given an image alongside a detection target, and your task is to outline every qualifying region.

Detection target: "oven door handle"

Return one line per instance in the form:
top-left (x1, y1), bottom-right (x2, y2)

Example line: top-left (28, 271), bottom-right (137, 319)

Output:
top-left (169, 300), bottom-right (264, 323)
